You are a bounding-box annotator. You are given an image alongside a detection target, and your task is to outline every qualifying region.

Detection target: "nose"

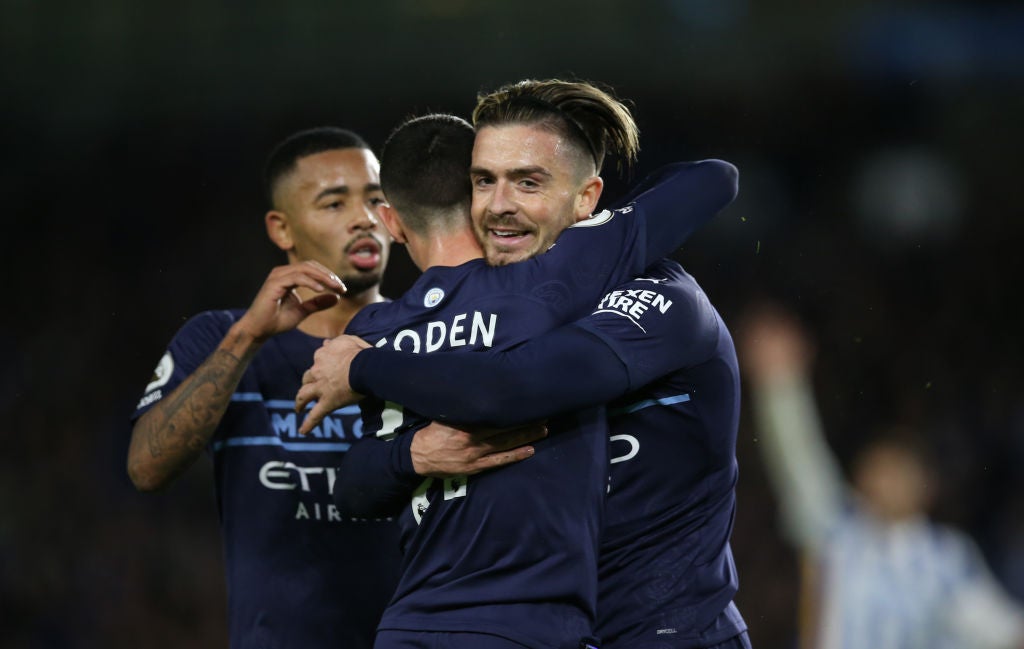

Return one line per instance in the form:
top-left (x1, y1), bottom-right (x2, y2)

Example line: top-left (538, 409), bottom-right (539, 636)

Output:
top-left (348, 202), bottom-right (379, 232)
top-left (486, 180), bottom-right (517, 217)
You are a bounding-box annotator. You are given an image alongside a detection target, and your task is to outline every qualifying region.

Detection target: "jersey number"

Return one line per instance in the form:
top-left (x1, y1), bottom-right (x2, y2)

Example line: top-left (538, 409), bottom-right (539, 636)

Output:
top-left (410, 475), bottom-right (469, 525)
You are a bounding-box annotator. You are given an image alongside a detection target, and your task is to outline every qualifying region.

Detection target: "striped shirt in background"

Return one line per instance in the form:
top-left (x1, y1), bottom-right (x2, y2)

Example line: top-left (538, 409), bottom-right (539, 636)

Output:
top-left (752, 377), bottom-right (1024, 649)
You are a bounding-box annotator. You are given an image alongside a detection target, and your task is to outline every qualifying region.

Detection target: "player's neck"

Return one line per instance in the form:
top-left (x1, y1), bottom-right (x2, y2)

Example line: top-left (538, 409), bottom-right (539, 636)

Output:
top-left (409, 229), bottom-right (483, 271)
top-left (298, 287), bottom-right (384, 339)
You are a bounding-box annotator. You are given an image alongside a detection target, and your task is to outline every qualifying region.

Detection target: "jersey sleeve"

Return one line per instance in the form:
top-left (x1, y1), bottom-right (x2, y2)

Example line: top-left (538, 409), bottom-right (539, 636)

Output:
top-left (130, 310), bottom-right (237, 421)
top-left (571, 266), bottom-right (722, 387)
top-left (611, 159), bottom-right (739, 267)
top-left (349, 324), bottom-right (629, 428)
top-left (445, 159), bottom-right (738, 338)
top-left (333, 432), bottom-right (424, 518)
top-left (347, 264), bottom-right (722, 428)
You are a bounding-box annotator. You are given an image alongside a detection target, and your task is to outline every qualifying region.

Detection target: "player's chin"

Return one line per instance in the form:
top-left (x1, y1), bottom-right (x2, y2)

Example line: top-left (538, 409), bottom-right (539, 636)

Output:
top-left (341, 269), bottom-right (382, 295)
top-left (485, 239), bottom-right (537, 266)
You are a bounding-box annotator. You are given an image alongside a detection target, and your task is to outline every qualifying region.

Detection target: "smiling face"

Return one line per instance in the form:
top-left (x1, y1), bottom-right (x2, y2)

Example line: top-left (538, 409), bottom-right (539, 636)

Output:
top-left (469, 123), bottom-right (603, 266)
top-left (268, 147), bottom-right (389, 294)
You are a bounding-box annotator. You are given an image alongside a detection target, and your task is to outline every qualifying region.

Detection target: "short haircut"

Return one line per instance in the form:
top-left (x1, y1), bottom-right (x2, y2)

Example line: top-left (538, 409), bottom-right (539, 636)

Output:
top-left (379, 114), bottom-right (475, 235)
top-left (472, 79), bottom-right (640, 174)
top-left (263, 127), bottom-right (370, 207)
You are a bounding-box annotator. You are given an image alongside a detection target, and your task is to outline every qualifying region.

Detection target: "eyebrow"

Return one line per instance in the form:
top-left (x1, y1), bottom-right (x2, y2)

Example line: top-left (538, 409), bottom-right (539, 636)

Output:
top-left (470, 165), bottom-right (552, 179)
top-left (313, 183), bottom-right (382, 203)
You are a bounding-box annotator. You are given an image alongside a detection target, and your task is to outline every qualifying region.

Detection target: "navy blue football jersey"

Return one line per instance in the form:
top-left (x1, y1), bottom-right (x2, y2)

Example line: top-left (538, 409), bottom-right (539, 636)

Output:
top-left (337, 160), bottom-right (741, 649)
top-left (344, 205), bottom-right (649, 649)
top-left (132, 309), bottom-right (401, 649)
top-left (343, 260), bottom-right (747, 648)
top-left (576, 259), bottom-right (746, 648)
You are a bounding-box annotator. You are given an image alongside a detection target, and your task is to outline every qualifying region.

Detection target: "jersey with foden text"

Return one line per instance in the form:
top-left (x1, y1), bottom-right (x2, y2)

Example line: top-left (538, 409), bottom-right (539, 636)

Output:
top-left (346, 207), bottom-right (648, 649)
top-left (132, 309), bottom-right (401, 649)
top-left (577, 259), bottom-right (747, 648)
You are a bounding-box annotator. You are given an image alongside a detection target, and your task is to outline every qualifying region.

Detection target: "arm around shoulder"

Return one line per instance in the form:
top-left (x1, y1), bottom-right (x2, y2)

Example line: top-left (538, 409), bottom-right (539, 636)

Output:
top-left (349, 324), bottom-right (631, 428)
top-left (334, 433), bottom-right (423, 518)
top-left (636, 159), bottom-right (739, 266)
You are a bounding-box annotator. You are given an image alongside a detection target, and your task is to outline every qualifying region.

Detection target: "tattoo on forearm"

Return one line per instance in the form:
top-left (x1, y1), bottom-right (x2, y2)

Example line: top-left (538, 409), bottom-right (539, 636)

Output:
top-left (140, 345), bottom-right (249, 476)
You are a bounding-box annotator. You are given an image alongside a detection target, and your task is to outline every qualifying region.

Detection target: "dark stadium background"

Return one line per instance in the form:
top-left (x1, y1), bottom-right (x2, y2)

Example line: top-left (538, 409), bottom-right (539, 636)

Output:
top-left (3, 2), bottom-right (1022, 646)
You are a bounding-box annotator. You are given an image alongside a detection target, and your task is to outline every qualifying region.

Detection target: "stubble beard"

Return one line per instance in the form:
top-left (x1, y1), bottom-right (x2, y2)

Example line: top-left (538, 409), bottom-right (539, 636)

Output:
top-left (340, 270), bottom-right (382, 296)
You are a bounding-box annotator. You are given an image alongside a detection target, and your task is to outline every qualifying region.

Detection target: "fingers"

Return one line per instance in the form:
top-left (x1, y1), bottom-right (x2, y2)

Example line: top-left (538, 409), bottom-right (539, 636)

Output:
top-left (267, 262), bottom-right (346, 302)
top-left (303, 260), bottom-right (347, 293)
top-left (409, 420), bottom-right (545, 478)
top-left (347, 335), bottom-right (372, 350)
top-left (304, 292), bottom-right (342, 313)
top-left (473, 422), bottom-right (548, 446)
top-left (459, 423), bottom-right (546, 473)
top-left (461, 441), bottom-right (537, 475)
top-left (496, 423), bottom-right (547, 450)
top-left (298, 400), bottom-right (331, 436)
top-left (478, 445), bottom-right (536, 471)
top-left (295, 384), bottom-right (314, 415)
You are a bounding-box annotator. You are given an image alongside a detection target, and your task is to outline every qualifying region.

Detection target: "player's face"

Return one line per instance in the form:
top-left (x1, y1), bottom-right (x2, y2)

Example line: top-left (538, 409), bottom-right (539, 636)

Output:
top-left (470, 124), bottom-right (599, 266)
top-left (854, 444), bottom-right (931, 521)
top-left (275, 148), bottom-right (389, 294)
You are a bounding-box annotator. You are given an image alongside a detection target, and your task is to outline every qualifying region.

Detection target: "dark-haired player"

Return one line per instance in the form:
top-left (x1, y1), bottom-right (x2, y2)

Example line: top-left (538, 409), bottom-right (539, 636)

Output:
top-left (298, 79), bottom-right (739, 649)
top-left (128, 128), bottom-right (399, 648)
top-left (315, 257), bottom-right (751, 649)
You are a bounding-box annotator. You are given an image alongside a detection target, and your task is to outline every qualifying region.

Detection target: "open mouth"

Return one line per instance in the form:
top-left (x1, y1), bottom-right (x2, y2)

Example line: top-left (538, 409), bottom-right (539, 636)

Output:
top-left (488, 227), bottom-right (533, 248)
top-left (346, 237), bottom-right (382, 271)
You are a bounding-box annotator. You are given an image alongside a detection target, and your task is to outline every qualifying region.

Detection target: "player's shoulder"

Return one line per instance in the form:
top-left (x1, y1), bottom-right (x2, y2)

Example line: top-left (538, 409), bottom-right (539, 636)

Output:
top-left (346, 262), bottom-right (486, 336)
top-left (611, 159), bottom-right (740, 211)
top-left (656, 159), bottom-right (739, 196)
top-left (150, 309), bottom-right (243, 367)
top-left (567, 204), bottom-right (623, 230)
top-left (617, 260), bottom-right (722, 343)
top-left (176, 308), bottom-right (242, 338)
top-left (630, 259), bottom-right (701, 301)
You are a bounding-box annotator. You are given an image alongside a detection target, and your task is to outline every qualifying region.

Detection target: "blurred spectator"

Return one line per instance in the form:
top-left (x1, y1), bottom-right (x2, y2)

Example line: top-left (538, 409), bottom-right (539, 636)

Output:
top-left (740, 305), bottom-right (1024, 649)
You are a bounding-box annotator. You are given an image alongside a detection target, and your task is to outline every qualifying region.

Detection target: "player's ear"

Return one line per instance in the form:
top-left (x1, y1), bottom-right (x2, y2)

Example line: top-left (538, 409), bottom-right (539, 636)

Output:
top-left (265, 210), bottom-right (293, 251)
top-left (573, 175), bottom-right (604, 222)
top-left (377, 203), bottom-right (407, 244)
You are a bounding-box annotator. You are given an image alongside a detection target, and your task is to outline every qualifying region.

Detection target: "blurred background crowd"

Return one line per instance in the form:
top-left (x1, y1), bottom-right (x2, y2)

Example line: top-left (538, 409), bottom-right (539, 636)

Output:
top-left (3, 0), bottom-right (1022, 647)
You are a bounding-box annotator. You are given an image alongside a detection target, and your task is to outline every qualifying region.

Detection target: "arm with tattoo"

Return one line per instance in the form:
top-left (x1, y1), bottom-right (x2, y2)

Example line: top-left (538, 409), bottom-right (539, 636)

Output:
top-left (127, 326), bottom-right (260, 491)
top-left (127, 260), bottom-right (345, 491)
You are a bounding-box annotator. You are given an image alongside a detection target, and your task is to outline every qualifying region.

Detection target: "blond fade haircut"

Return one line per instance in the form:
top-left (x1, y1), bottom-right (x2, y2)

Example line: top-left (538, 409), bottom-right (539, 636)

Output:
top-left (472, 78), bottom-right (640, 175)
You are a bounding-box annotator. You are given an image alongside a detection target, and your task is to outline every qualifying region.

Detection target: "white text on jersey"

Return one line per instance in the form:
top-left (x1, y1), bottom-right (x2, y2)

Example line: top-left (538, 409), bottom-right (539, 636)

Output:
top-left (594, 288), bottom-right (674, 329)
top-left (374, 311), bottom-right (498, 353)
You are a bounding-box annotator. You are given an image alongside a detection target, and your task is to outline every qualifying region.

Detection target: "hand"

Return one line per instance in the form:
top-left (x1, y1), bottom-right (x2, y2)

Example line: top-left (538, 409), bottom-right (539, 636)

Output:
top-left (295, 335), bottom-right (371, 434)
top-left (738, 304), bottom-right (815, 385)
top-left (410, 421), bottom-right (548, 478)
top-left (235, 260), bottom-right (346, 343)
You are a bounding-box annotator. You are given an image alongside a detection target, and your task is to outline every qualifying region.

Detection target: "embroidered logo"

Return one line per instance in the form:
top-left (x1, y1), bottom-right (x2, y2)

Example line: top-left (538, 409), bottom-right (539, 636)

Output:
top-left (423, 287), bottom-right (445, 308)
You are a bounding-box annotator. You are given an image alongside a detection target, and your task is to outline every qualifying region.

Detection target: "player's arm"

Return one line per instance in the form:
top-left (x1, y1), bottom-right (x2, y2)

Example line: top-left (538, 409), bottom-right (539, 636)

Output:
top-left (127, 262), bottom-right (344, 491)
top-left (738, 307), bottom-right (846, 550)
top-left (619, 159), bottom-right (739, 267)
top-left (345, 270), bottom-right (717, 428)
top-left (334, 422), bottom-right (546, 517)
top-left (346, 328), bottom-right (625, 429)
top-left (128, 325), bottom-right (262, 490)
top-left (333, 433), bottom-right (422, 517)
